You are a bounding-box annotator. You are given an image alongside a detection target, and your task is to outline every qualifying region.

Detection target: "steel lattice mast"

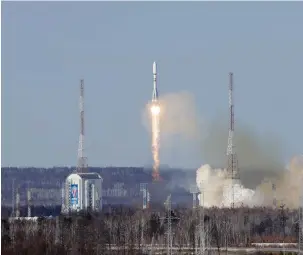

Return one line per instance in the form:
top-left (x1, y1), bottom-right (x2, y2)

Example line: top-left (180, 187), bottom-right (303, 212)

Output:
top-left (226, 72), bottom-right (240, 208)
top-left (195, 182), bottom-right (206, 255)
top-left (190, 185), bottom-right (199, 209)
top-left (76, 79), bottom-right (88, 173)
top-left (162, 194), bottom-right (179, 255)
top-left (140, 183), bottom-right (148, 209)
top-left (165, 195), bottom-right (172, 255)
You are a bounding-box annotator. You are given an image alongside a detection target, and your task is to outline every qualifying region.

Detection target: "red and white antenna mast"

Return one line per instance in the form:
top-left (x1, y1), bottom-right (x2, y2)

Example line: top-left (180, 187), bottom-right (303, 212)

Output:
top-left (76, 79), bottom-right (88, 173)
top-left (227, 72), bottom-right (239, 208)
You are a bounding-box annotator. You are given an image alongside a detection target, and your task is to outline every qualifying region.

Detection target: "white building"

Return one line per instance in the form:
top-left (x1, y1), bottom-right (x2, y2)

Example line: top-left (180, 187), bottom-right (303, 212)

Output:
top-left (63, 172), bottom-right (103, 213)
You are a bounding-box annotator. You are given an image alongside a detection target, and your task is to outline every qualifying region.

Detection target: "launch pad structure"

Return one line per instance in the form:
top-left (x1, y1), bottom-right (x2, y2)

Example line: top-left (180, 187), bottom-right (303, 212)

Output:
top-left (62, 79), bottom-right (103, 213)
top-left (226, 72), bottom-right (240, 208)
top-left (76, 79), bottom-right (88, 174)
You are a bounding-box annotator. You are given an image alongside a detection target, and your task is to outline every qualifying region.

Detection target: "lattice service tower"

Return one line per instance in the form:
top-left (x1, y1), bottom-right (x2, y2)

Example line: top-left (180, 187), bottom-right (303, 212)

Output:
top-left (76, 79), bottom-right (88, 173)
top-left (226, 72), bottom-right (240, 208)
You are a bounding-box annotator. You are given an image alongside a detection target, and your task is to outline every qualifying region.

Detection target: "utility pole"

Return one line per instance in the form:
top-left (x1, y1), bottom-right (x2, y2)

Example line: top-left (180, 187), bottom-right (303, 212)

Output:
top-left (16, 185), bottom-right (20, 218)
top-left (61, 182), bottom-right (65, 214)
top-left (165, 195), bottom-right (172, 255)
top-left (190, 185), bottom-right (199, 209)
top-left (162, 195), bottom-right (179, 255)
top-left (280, 203), bottom-right (286, 255)
top-left (149, 235), bottom-right (155, 255)
top-left (11, 179), bottom-right (15, 217)
top-left (27, 184), bottom-right (31, 217)
top-left (140, 183), bottom-right (148, 210)
top-left (140, 217), bottom-right (147, 254)
top-left (196, 182), bottom-right (206, 255)
top-left (55, 216), bottom-right (61, 245)
top-left (272, 183), bottom-right (277, 209)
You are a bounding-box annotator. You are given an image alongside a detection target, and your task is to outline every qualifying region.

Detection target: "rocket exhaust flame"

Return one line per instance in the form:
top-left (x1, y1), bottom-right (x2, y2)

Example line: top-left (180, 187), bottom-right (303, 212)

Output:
top-left (151, 104), bottom-right (161, 181)
top-left (151, 62), bottom-right (161, 181)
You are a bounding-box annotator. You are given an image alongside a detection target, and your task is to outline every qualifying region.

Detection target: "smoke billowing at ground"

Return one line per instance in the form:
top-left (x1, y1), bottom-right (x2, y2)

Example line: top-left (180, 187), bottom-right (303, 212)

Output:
top-left (196, 115), bottom-right (303, 209)
top-left (143, 92), bottom-right (302, 208)
top-left (196, 156), bottom-right (303, 209)
top-left (201, 116), bottom-right (286, 188)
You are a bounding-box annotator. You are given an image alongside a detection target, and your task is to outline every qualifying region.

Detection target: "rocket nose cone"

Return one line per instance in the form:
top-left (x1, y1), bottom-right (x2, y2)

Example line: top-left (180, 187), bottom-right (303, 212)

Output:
top-left (153, 62), bottom-right (157, 74)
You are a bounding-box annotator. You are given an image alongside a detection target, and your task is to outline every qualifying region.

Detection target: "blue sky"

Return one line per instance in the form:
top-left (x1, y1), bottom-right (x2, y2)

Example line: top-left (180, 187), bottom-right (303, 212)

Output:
top-left (2, 2), bottom-right (303, 168)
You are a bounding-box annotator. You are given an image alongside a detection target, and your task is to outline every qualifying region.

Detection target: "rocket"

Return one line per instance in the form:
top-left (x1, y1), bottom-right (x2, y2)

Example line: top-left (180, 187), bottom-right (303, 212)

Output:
top-left (152, 61), bottom-right (158, 102)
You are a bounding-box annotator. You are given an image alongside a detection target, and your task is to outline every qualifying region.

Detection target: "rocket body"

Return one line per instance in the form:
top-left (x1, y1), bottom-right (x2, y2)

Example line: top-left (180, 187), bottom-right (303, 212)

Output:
top-left (150, 61), bottom-right (161, 182)
top-left (152, 62), bottom-right (158, 102)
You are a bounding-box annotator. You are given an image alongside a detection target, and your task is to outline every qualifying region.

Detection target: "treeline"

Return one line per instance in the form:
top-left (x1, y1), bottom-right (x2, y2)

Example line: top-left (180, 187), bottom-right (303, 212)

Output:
top-left (1, 205), bottom-right (62, 218)
top-left (1, 206), bottom-right (301, 254)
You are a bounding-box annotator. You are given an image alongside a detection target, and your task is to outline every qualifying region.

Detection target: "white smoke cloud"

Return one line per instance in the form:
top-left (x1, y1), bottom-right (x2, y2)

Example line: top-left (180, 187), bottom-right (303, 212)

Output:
top-left (196, 156), bottom-right (303, 208)
top-left (196, 164), bottom-right (258, 208)
top-left (142, 91), bottom-right (204, 168)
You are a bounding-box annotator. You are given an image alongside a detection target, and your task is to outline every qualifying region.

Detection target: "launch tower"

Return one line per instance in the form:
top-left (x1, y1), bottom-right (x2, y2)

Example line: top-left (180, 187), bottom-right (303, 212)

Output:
top-left (63, 79), bottom-right (103, 213)
top-left (226, 72), bottom-right (240, 208)
top-left (76, 79), bottom-right (88, 173)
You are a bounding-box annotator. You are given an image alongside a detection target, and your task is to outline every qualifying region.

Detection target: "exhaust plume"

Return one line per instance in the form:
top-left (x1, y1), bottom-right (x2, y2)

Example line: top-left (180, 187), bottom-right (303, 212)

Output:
top-left (201, 115), bottom-right (285, 189)
top-left (143, 91), bottom-right (204, 169)
top-left (196, 156), bottom-right (303, 208)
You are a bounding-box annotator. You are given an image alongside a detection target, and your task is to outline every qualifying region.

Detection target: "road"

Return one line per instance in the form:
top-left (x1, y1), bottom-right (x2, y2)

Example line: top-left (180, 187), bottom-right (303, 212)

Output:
top-left (102, 245), bottom-right (301, 254)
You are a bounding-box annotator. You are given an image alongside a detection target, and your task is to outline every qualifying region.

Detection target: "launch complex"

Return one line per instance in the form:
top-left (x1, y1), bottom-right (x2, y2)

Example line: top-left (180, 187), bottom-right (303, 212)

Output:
top-left (59, 61), bottom-right (292, 213)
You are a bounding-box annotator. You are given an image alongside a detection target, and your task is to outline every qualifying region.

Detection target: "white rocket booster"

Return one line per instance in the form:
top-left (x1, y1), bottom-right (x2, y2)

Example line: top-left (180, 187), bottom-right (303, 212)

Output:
top-left (152, 61), bottom-right (158, 102)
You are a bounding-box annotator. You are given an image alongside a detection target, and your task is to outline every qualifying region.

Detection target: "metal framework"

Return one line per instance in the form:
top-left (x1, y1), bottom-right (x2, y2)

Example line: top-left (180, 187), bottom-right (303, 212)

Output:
top-left (162, 195), bottom-right (179, 255)
top-left (55, 216), bottom-right (61, 245)
top-left (149, 235), bottom-right (155, 255)
top-left (61, 182), bottom-right (65, 214)
top-left (140, 183), bottom-right (148, 210)
top-left (16, 185), bottom-right (20, 217)
top-left (165, 195), bottom-right (173, 255)
top-left (226, 72), bottom-right (240, 208)
top-left (272, 183), bottom-right (277, 209)
top-left (27, 186), bottom-right (31, 217)
top-left (140, 218), bottom-right (147, 253)
top-left (190, 185), bottom-right (199, 209)
top-left (11, 179), bottom-right (15, 217)
top-left (76, 79), bottom-right (88, 173)
top-left (195, 183), bottom-right (206, 255)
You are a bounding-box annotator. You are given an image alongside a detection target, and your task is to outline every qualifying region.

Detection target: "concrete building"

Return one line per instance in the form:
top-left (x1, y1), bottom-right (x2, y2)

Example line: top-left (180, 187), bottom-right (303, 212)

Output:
top-left (63, 172), bottom-right (103, 213)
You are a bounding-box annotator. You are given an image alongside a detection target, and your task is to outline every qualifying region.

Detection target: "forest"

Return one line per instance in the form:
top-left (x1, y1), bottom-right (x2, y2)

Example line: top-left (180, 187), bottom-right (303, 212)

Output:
top-left (1, 206), bottom-right (301, 255)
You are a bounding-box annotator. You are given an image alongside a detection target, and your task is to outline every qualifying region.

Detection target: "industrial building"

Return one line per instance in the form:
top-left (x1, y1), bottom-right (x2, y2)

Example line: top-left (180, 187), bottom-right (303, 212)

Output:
top-left (63, 172), bottom-right (103, 213)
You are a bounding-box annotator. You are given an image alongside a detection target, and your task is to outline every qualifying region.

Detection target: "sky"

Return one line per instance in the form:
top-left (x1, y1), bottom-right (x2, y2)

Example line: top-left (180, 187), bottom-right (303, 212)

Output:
top-left (2, 2), bottom-right (303, 169)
